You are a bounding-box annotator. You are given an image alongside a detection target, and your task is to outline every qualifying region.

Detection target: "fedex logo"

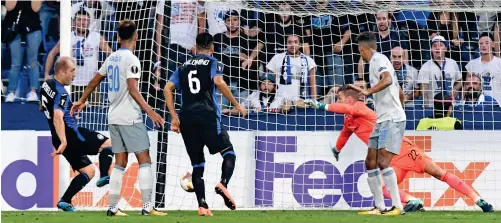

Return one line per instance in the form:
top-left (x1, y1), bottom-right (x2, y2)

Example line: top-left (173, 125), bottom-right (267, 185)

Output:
top-left (254, 136), bottom-right (489, 208)
top-left (1, 136), bottom-right (57, 210)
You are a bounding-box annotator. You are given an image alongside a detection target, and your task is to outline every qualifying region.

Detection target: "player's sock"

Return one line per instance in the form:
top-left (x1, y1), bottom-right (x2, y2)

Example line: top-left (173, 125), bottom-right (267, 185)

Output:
top-left (139, 163), bottom-right (154, 212)
top-left (382, 185), bottom-right (417, 203)
top-left (109, 165), bottom-right (125, 212)
top-left (220, 149), bottom-right (236, 187)
top-left (381, 167), bottom-right (403, 209)
top-left (192, 163), bottom-right (208, 208)
top-left (441, 172), bottom-right (481, 202)
top-left (61, 172), bottom-right (90, 203)
top-left (366, 168), bottom-right (386, 211)
top-left (99, 147), bottom-right (113, 178)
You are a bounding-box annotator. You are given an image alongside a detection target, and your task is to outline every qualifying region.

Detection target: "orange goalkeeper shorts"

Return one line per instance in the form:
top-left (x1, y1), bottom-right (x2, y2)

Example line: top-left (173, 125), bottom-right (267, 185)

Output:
top-left (390, 144), bottom-right (432, 174)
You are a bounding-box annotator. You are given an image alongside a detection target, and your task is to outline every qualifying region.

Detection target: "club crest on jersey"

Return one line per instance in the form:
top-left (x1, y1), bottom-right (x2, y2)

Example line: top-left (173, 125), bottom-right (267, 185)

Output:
top-left (217, 62), bottom-right (224, 73)
top-left (131, 65), bottom-right (139, 74)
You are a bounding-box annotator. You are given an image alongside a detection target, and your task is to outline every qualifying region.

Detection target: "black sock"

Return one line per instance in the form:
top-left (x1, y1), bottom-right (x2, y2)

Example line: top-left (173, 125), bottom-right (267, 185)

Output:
top-left (99, 147), bottom-right (113, 178)
top-left (61, 173), bottom-right (90, 203)
top-left (192, 166), bottom-right (207, 208)
top-left (220, 149), bottom-right (236, 188)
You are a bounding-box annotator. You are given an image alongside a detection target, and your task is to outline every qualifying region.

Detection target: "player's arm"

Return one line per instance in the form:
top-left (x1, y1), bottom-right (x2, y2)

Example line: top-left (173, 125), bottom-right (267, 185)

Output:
top-left (44, 41), bottom-right (60, 80)
top-left (53, 109), bottom-right (67, 150)
top-left (79, 73), bottom-right (106, 103)
top-left (366, 71), bottom-right (393, 95)
top-left (306, 100), bottom-right (356, 115)
top-left (164, 69), bottom-right (180, 121)
top-left (212, 61), bottom-right (246, 115)
top-left (399, 85), bottom-right (405, 105)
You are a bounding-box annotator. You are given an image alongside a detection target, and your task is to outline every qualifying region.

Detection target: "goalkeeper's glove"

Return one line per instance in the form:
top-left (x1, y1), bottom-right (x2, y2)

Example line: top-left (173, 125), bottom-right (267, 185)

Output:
top-left (304, 99), bottom-right (326, 110)
top-left (331, 145), bottom-right (340, 161)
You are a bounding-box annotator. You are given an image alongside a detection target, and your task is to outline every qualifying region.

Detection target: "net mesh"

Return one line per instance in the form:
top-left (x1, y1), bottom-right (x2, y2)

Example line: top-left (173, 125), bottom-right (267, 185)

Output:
top-left (62, 0), bottom-right (501, 210)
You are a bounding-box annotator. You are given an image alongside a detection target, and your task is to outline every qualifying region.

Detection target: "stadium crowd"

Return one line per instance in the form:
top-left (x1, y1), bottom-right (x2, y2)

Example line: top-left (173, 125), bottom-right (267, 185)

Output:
top-left (1, 0), bottom-right (501, 130)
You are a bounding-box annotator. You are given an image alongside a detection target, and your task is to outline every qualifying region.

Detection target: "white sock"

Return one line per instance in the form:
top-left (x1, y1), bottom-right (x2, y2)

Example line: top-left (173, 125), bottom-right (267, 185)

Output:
top-left (382, 167), bottom-right (403, 209)
top-left (109, 165), bottom-right (125, 211)
top-left (367, 168), bottom-right (386, 211)
top-left (139, 163), bottom-right (153, 212)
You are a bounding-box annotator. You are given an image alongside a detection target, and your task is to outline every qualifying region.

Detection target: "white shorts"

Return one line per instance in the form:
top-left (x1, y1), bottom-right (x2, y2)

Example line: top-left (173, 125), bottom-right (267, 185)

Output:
top-left (109, 123), bottom-right (150, 154)
top-left (368, 120), bottom-right (406, 155)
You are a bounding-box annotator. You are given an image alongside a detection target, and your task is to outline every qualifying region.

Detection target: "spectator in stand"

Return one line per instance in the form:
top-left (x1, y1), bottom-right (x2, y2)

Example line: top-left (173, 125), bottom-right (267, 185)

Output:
top-left (305, 0), bottom-right (350, 94)
top-left (72, 0), bottom-right (114, 33)
top-left (426, 2), bottom-right (463, 66)
top-left (39, 1), bottom-right (59, 49)
top-left (204, 0), bottom-right (261, 37)
top-left (465, 33), bottom-right (501, 106)
top-left (3, 0), bottom-right (43, 102)
top-left (155, 0), bottom-right (205, 88)
top-left (418, 35), bottom-right (462, 109)
top-left (213, 10), bottom-right (262, 107)
top-left (357, 11), bottom-right (408, 81)
top-left (267, 34), bottom-right (317, 101)
top-left (391, 46), bottom-right (420, 103)
top-left (475, 0), bottom-right (501, 56)
top-left (456, 73), bottom-right (500, 110)
top-left (44, 9), bottom-right (112, 103)
top-left (262, 2), bottom-right (309, 63)
top-left (222, 74), bottom-right (295, 115)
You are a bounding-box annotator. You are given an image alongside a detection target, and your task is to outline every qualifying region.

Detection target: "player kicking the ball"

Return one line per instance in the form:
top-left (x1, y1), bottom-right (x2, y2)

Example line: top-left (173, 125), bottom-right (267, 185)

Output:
top-left (351, 31), bottom-right (407, 215)
top-left (306, 85), bottom-right (494, 213)
top-left (40, 57), bottom-right (114, 212)
top-left (164, 32), bottom-right (246, 216)
top-left (71, 20), bottom-right (166, 217)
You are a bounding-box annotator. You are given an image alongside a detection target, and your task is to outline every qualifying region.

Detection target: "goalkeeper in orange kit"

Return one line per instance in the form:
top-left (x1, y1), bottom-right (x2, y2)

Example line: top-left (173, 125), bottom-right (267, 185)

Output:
top-left (305, 85), bottom-right (493, 212)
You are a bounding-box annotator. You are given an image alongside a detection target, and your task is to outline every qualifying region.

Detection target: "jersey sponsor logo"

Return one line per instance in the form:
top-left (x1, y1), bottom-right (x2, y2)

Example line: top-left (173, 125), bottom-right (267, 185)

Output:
top-left (131, 65), bottom-right (139, 74)
top-left (41, 82), bottom-right (55, 98)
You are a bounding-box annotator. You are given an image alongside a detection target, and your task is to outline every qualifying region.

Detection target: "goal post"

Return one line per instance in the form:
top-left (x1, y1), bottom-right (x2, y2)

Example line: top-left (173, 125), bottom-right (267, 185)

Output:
top-left (59, 0), bottom-right (501, 211)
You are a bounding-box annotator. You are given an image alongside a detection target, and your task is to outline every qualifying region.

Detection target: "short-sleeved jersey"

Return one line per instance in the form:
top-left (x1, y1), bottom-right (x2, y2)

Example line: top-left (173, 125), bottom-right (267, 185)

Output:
top-left (417, 58), bottom-right (462, 97)
top-left (369, 52), bottom-right (406, 123)
top-left (169, 54), bottom-right (223, 118)
top-left (465, 57), bottom-right (501, 104)
top-left (40, 79), bottom-right (79, 138)
top-left (99, 48), bottom-right (143, 125)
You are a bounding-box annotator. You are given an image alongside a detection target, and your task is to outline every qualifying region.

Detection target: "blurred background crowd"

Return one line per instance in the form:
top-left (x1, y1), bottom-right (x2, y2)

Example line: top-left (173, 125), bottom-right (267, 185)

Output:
top-left (2, 0), bottom-right (501, 131)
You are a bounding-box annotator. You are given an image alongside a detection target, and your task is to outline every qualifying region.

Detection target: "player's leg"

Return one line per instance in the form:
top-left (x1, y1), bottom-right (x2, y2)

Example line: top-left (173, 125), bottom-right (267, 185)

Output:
top-left (179, 118), bottom-right (212, 216)
top-left (359, 123), bottom-right (385, 215)
top-left (73, 128), bottom-right (114, 188)
top-left (96, 138), bottom-right (113, 187)
top-left (107, 125), bottom-right (128, 216)
top-left (376, 121), bottom-right (406, 215)
top-left (57, 155), bottom-right (94, 212)
top-left (424, 160), bottom-right (493, 212)
top-left (380, 166), bottom-right (424, 212)
top-left (204, 121), bottom-right (236, 211)
top-left (123, 123), bottom-right (165, 216)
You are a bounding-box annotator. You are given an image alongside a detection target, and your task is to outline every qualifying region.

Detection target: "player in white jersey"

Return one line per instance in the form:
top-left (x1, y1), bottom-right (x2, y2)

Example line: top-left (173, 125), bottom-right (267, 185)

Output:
top-left (350, 32), bottom-right (406, 216)
top-left (71, 20), bottom-right (166, 217)
top-left (465, 32), bottom-right (501, 106)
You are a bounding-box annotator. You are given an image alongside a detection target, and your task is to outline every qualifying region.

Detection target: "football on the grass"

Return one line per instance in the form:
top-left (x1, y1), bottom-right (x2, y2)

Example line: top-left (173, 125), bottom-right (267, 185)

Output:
top-left (180, 172), bottom-right (195, 192)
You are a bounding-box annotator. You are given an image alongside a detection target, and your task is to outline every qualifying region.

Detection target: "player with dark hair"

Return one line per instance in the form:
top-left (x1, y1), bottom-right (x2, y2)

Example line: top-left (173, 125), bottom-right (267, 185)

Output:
top-left (347, 31), bottom-right (408, 215)
top-left (306, 86), bottom-right (494, 213)
top-left (40, 56), bottom-right (113, 212)
top-left (164, 32), bottom-right (246, 216)
top-left (71, 20), bottom-right (166, 217)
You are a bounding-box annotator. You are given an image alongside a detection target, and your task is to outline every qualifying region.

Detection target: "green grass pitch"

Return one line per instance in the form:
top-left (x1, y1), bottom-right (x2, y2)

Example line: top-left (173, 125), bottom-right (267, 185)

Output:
top-left (2, 211), bottom-right (500, 223)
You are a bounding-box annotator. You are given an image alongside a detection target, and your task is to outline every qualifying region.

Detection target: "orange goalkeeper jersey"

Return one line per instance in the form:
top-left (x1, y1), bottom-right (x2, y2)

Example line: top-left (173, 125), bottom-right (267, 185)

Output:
top-left (329, 101), bottom-right (376, 150)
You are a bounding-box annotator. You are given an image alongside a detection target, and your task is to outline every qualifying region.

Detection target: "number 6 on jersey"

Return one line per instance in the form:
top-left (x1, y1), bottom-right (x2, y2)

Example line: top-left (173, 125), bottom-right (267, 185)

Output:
top-left (188, 70), bottom-right (200, 94)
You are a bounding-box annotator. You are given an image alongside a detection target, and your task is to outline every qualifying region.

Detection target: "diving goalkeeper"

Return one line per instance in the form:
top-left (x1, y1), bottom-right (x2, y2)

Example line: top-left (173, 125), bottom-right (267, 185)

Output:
top-left (306, 85), bottom-right (493, 212)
